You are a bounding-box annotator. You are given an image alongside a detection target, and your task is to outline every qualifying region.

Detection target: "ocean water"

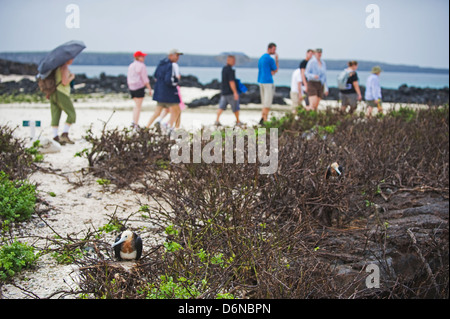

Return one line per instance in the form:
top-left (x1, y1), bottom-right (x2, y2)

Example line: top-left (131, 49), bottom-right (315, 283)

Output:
top-left (70, 65), bottom-right (449, 90)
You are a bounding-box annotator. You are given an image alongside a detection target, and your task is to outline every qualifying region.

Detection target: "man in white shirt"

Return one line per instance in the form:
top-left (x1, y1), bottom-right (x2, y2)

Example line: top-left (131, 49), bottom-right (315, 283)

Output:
top-left (290, 68), bottom-right (304, 113)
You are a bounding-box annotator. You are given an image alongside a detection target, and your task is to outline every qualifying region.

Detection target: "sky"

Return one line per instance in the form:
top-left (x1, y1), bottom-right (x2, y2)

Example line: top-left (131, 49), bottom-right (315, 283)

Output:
top-left (0, 0), bottom-right (449, 69)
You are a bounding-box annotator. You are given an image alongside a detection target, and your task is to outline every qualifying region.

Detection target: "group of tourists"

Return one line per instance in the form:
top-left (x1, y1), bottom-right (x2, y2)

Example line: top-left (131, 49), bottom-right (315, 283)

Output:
top-left (289, 47), bottom-right (383, 117)
top-left (48, 44), bottom-right (383, 145)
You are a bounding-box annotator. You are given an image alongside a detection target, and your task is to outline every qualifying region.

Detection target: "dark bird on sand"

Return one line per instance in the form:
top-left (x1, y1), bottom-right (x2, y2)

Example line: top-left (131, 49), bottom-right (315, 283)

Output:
top-left (325, 162), bottom-right (344, 179)
top-left (112, 230), bottom-right (142, 261)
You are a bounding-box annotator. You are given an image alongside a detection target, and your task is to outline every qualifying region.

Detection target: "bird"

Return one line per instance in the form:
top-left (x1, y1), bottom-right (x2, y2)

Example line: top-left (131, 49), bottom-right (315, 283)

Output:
top-left (325, 162), bottom-right (344, 180)
top-left (112, 230), bottom-right (142, 261)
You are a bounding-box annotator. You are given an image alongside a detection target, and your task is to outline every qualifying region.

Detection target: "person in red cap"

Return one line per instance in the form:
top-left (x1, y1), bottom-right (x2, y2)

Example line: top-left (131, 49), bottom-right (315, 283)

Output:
top-left (127, 51), bottom-right (152, 128)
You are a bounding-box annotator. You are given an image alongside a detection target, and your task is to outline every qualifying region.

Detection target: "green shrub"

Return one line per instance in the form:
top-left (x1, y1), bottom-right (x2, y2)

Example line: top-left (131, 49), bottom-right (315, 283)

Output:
top-left (0, 171), bottom-right (37, 224)
top-left (139, 275), bottom-right (203, 299)
top-left (0, 240), bottom-right (38, 281)
top-left (389, 107), bottom-right (417, 122)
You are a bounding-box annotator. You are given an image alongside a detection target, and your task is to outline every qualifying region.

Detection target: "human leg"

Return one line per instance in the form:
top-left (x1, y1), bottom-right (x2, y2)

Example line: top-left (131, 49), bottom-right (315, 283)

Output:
top-left (50, 93), bottom-right (62, 137)
top-left (260, 84), bottom-right (274, 122)
top-left (146, 105), bottom-right (164, 128)
top-left (55, 91), bottom-right (76, 144)
top-left (168, 104), bottom-right (181, 128)
top-left (132, 97), bottom-right (144, 126)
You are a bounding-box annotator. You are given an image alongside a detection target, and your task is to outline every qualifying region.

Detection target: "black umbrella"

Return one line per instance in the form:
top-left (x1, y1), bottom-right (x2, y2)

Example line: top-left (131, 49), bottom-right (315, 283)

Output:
top-left (37, 40), bottom-right (86, 79)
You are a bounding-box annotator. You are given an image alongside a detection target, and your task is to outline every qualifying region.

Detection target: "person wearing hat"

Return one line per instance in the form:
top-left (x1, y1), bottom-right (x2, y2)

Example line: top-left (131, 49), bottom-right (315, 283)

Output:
top-left (365, 66), bottom-right (383, 118)
top-left (127, 51), bottom-right (152, 128)
top-left (146, 49), bottom-right (183, 131)
top-left (305, 48), bottom-right (329, 111)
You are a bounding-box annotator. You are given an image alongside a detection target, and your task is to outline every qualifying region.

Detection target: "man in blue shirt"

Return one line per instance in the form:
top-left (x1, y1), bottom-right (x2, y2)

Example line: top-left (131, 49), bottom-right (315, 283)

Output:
top-left (258, 43), bottom-right (278, 124)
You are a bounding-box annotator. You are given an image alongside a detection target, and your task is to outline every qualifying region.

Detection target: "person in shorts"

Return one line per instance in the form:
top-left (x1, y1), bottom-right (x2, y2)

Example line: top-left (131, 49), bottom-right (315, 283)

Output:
top-left (215, 55), bottom-right (243, 127)
top-left (290, 67), bottom-right (303, 114)
top-left (146, 49), bottom-right (183, 131)
top-left (127, 51), bottom-right (152, 128)
top-left (339, 60), bottom-right (362, 114)
top-left (305, 48), bottom-right (328, 111)
top-left (257, 43), bottom-right (278, 124)
top-left (299, 49), bottom-right (314, 108)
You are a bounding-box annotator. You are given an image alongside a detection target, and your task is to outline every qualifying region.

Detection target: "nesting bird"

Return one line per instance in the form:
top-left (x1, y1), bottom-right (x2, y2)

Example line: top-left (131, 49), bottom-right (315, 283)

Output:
top-left (325, 162), bottom-right (344, 180)
top-left (112, 230), bottom-right (142, 261)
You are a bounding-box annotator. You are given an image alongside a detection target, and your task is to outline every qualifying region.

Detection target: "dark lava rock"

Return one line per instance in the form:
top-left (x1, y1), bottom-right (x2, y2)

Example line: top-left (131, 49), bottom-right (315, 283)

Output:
top-left (0, 58), bottom-right (38, 76)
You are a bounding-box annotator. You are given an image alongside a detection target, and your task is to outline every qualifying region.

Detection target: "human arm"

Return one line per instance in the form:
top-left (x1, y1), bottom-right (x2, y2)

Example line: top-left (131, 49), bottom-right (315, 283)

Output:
top-left (146, 82), bottom-right (152, 96)
top-left (323, 62), bottom-right (328, 96)
top-left (374, 76), bottom-right (382, 101)
top-left (60, 65), bottom-right (75, 86)
top-left (353, 81), bottom-right (362, 100)
top-left (141, 71), bottom-right (152, 96)
top-left (229, 80), bottom-right (239, 100)
top-left (271, 54), bottom-right (279, 75)
top-left (300, 68), bottom-right (308, 91)
top-left (305, 60), bottom-right (319, 80)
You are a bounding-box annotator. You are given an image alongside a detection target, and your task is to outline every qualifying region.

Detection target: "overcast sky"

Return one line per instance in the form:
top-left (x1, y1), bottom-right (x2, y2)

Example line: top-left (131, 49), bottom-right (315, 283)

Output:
top-left (0, 0), bottom-right (448, 69)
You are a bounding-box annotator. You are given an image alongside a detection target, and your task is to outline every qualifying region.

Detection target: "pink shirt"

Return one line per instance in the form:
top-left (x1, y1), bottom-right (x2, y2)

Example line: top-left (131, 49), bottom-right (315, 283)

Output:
top-left (127, 60), bottom-right (149, 90)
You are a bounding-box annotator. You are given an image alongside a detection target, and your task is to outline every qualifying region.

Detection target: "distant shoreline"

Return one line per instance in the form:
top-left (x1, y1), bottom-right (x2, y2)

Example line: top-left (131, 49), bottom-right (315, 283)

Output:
top-left (0, 52), bottom-right (448, 75)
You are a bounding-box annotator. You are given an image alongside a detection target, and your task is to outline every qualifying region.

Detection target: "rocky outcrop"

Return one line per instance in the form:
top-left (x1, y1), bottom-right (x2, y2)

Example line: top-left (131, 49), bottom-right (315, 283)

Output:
top-left (0, 58), bottom-right (38, 75)
top-left (325, 85), bottom-right (449, 106)
top-left (1, 68), bottom-right (448, 107)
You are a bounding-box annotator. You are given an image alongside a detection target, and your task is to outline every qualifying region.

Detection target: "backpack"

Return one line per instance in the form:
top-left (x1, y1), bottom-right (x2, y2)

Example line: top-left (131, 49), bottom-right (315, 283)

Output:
top-left (337, 69), bottom-right (352, 90)
top-left (37, 69), bottom-right (60, 98)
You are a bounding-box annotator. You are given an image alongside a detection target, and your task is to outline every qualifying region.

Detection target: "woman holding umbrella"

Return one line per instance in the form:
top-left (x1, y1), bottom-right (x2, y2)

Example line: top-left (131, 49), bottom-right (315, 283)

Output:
top-left (50, 58), bottom-right (76, 145)
top-left (37, 40), bottom-right (86, 145)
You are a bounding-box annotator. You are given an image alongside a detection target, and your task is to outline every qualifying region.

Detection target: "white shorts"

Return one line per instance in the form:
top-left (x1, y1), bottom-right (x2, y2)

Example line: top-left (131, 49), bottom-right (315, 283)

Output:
top-left (259, 83), bottom-right (275, 108)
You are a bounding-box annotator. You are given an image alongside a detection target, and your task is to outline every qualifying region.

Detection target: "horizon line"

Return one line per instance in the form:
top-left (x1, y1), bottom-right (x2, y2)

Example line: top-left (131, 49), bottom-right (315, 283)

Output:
top-left (0, 50), bottom-right (448, 71)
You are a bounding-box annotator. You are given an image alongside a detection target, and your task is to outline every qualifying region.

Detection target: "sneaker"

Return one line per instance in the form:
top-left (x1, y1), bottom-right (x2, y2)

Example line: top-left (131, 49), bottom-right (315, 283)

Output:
top-left (235, 121), bottom-right (245, 128)
top-left (214, 121), bottom-right (222, 126)
top-left (259, 118), bottom-right (264, 125)
top-left (60, 132), bottom-right (75, 144)
top-left (53, 135), bottom-right (66, 146)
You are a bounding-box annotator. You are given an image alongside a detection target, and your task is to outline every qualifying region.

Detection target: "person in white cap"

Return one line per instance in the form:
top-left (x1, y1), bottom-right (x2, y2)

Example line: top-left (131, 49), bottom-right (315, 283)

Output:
top-left (147, 49), bottom-right (183, 131)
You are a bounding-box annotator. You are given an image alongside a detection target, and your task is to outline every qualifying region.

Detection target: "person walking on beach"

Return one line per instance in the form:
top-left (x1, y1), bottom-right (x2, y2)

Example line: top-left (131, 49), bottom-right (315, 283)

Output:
top-left (290, 67), bottom-right (303, 114)
top-left (339, 60), bottom-right (362, 114)
top-left (215, 55), bottom-right (243, 127)
top-left (257, 43), bottom-right (279, 124)
top-left (154, 56), bottom-right (184, 131)
top-left (146, 49), bottom-right (183, 132)
top-left (299, 49), bottom-right (314, 109)
top-left (50, 59), bottom-right (76, 145)
top-left (127, 51), bottom-right (152, 128)
top-left (365, 66), bottom-right (383, 118)
top-left (305, 48), bottom-right (328, 111)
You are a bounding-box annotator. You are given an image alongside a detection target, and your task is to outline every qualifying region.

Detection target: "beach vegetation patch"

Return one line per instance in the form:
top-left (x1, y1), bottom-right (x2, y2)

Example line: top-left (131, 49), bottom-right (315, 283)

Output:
top-left (0, 240), bottom-right (38, 281)
top-left (0, 171), bottom-right (37, 225)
